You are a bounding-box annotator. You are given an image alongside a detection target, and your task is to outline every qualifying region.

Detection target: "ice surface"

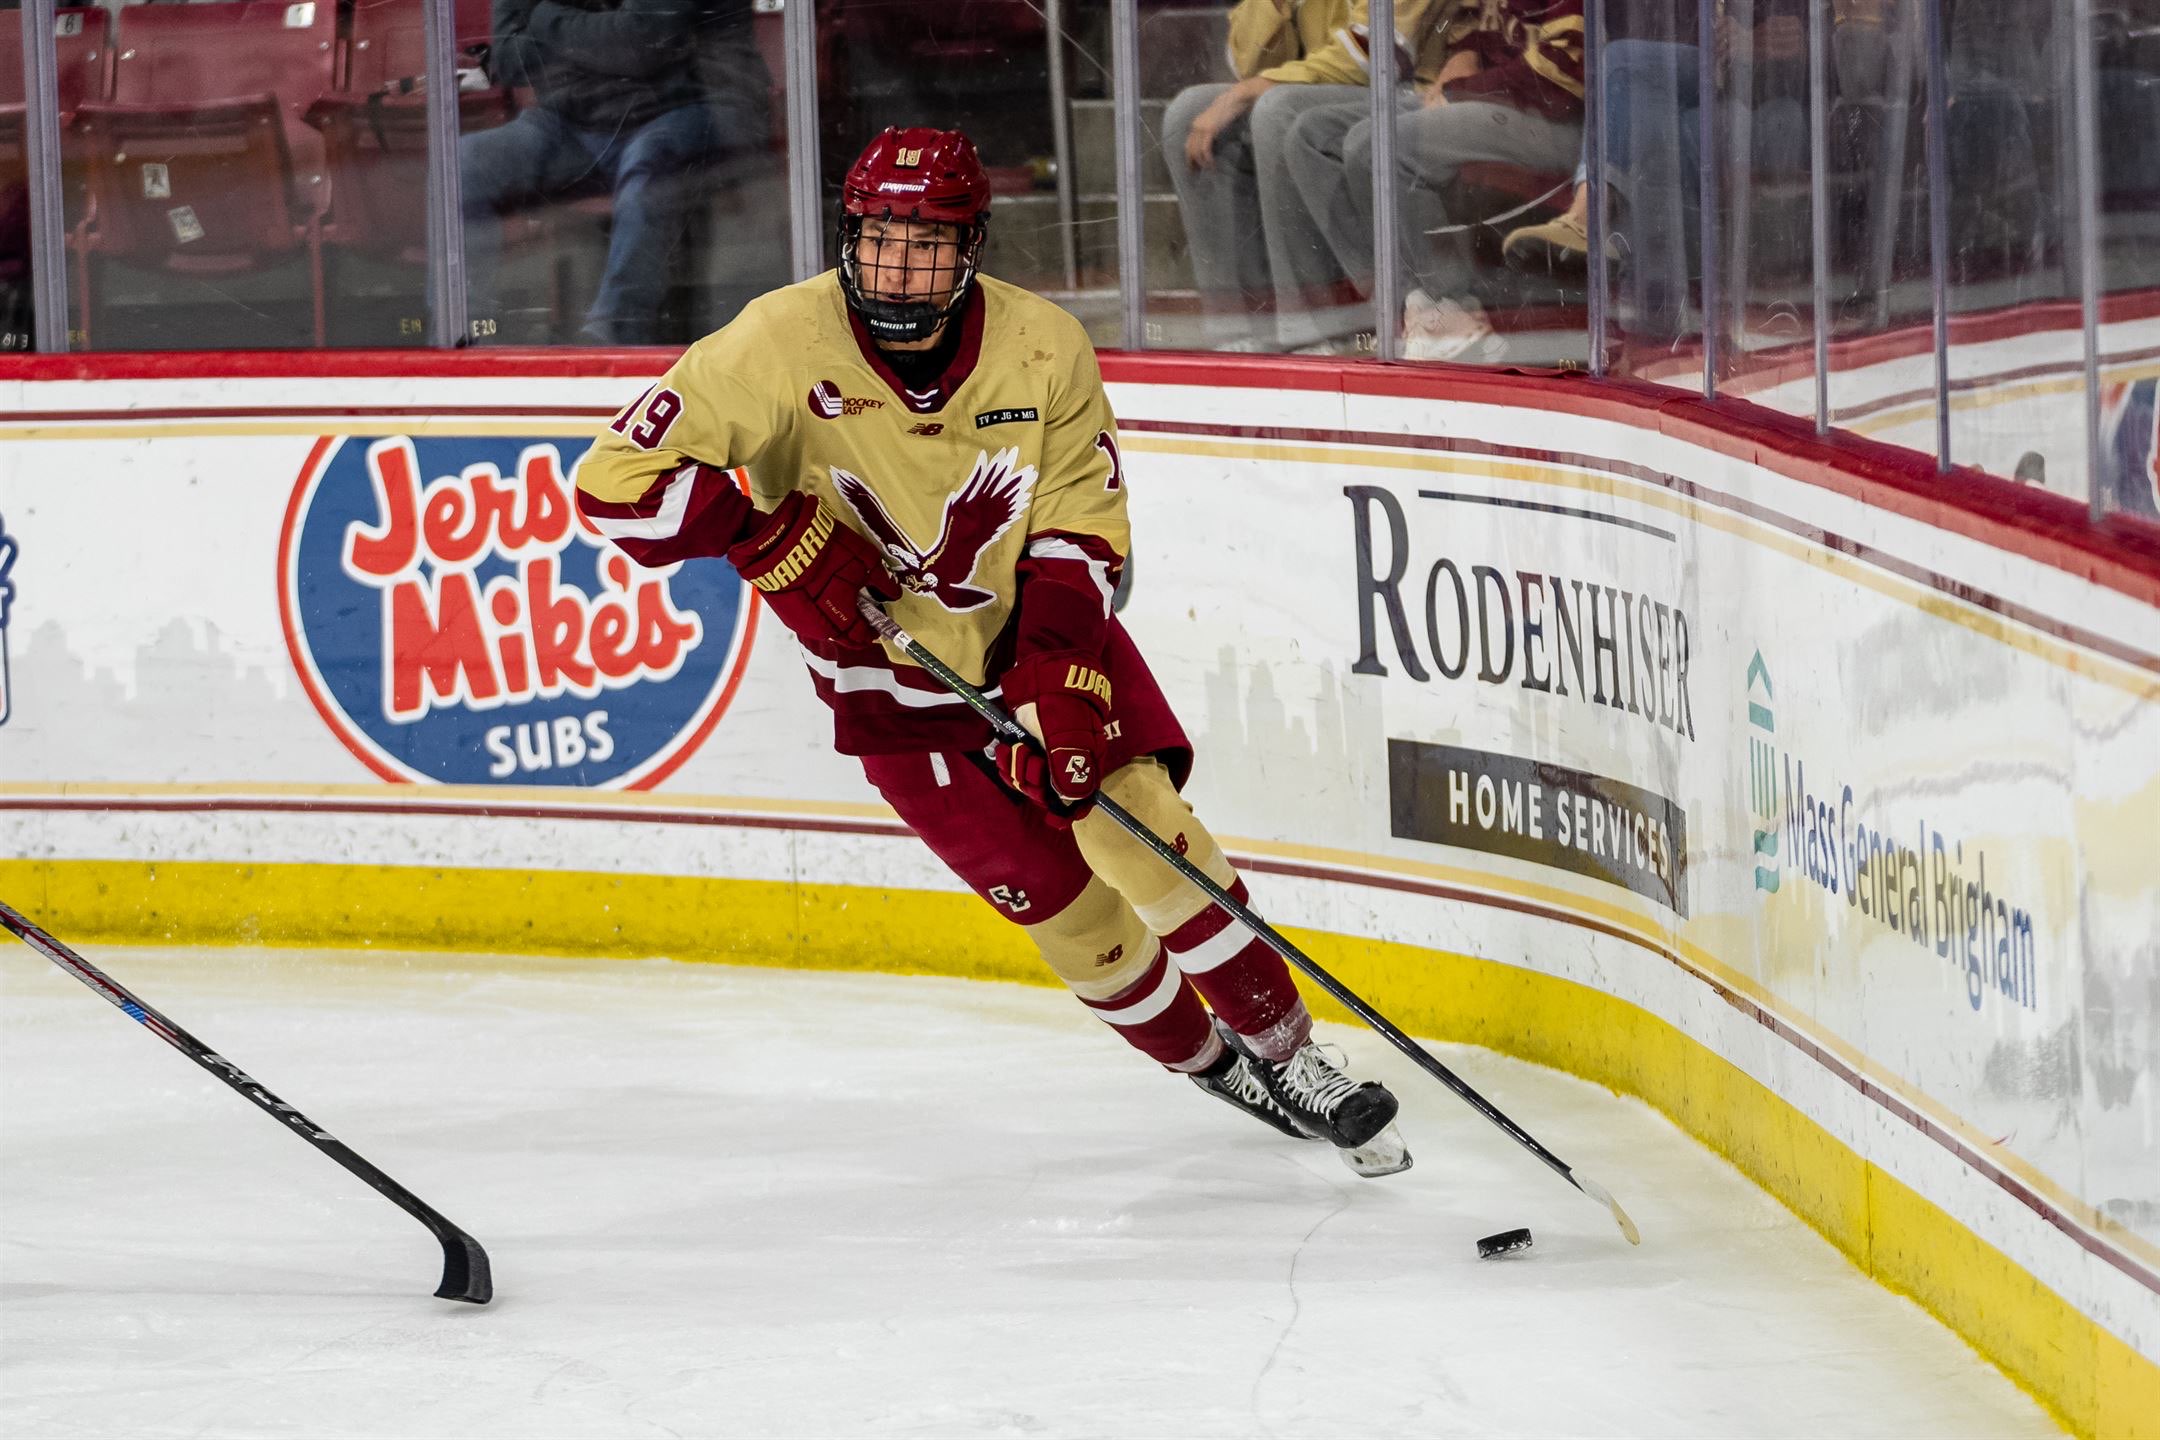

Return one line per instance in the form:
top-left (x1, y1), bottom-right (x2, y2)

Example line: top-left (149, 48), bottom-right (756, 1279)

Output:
top-left (1, 947), bottom-right (2060, 1438)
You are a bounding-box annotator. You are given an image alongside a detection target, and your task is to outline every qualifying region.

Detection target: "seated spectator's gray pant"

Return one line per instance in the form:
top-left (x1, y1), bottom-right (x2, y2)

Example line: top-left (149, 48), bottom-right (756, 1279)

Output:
top-left (1161, 81), bottom-right (1376, 348)
top-left (1289, 97), bottom-right (1581, 305)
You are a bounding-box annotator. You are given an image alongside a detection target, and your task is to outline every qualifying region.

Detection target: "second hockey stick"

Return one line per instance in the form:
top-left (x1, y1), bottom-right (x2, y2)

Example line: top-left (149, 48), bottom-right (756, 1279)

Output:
top-left (856, 595), bottom-right (1640, 1245)
top-left (0, 900), bottom-right (494, 1301)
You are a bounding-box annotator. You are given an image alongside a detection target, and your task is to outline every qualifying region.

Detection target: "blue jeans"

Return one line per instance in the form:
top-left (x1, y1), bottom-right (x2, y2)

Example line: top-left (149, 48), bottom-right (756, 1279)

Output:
top-left (459, 101), bottom-right (759, 342)
top-left (1602, 39), bottom-right (1807, 334)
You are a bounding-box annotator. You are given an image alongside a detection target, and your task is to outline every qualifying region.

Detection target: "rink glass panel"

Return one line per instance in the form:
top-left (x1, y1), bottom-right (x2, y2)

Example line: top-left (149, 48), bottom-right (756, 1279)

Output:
top-left (4, 5), bottom-right (43, 350)
top-left (1941, 0), bottom-right (2084, 495)
top-left (1139, 4), bottom-right (1394, 358)
top-left (1815, 0), bottom-right (1937, 462)
top-left (1596, 0), bottom-right (1708, 390)
top-left (1709, 0), bottom-right (1818, 416)
top-left (456, 0), bottom-right (788, 348)
top-left (2096, 3), bottom-right (2160, 523)
top-left (29, 0), bottom-right (438, 351)
top-left (810, 0), bottom-right (1124, 348)
top-left (1400, 4), bottom-right (1590, 370)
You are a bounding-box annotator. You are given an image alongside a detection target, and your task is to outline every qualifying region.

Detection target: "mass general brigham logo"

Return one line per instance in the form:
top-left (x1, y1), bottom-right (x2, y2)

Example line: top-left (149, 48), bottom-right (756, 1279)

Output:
top-left (279, 435), bottom-right (756, 787)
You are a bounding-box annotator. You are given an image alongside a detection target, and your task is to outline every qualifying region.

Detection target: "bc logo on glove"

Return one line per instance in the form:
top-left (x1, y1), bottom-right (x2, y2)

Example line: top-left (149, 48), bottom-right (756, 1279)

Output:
top-left (279, 435), bottom-right (755, 787)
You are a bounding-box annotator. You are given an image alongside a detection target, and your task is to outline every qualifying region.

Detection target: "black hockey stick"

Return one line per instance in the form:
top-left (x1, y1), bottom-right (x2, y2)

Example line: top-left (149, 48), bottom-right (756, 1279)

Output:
top-left (0, 900), bottom-right (493, 1301)
top-left (855, 596), bottom-right (1640, 1245)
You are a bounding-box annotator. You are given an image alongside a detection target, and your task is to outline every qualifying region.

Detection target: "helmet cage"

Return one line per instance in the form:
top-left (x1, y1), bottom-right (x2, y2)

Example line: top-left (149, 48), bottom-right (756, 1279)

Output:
top-left (836, 208), bottom-right (987, 345)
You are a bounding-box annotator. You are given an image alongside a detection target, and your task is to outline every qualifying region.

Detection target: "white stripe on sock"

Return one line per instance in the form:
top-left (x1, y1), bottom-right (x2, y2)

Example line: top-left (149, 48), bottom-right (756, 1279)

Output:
top-left (1171, 918), bottom-right (1256, 975)
top-left (1090, 958), bottom-right (1183, 1028)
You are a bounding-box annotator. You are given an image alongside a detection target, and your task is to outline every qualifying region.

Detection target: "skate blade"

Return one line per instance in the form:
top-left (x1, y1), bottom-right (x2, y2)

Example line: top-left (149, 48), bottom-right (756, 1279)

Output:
top-left (1340, 1123), bottom-right (1412, 1178)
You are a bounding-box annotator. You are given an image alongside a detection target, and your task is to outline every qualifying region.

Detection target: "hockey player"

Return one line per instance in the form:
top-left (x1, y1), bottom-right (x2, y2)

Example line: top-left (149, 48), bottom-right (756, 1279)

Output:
top-left (574, 126), bottom-right (1406, 1173)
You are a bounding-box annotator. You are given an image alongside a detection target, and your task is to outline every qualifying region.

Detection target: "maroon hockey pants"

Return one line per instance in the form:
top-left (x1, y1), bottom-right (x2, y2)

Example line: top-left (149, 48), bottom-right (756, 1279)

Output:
top-left (859, 748), bottom-right (1312, 1071)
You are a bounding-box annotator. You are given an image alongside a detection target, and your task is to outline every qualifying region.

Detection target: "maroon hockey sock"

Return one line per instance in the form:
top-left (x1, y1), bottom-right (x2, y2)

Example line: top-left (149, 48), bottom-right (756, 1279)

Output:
top-left (1160, 878), bottom-right (1312, 1062)
top-left (1080, 944), bottom-right (1219, 1071)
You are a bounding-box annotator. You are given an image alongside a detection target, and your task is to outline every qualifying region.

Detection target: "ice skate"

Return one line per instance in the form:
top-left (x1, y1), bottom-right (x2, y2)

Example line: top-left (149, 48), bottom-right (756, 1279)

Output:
top-left (1191, 1023), bottom-right (1318, 1140)
top-left (1242, 1035), bottom-right (1411, 1176)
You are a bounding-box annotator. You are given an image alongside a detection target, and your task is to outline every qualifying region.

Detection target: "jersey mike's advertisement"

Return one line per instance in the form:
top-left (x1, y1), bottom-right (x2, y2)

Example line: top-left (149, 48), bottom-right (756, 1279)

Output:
top-left (279, 434), bottom-right (754, 788)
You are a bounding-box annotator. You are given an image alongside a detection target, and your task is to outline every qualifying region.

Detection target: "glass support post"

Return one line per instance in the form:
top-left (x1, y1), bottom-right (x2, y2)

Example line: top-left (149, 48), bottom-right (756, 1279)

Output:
top-left (1369, 0), bottom-right (1400, 360)
top-left (21, 0), bottom-right (69, 352)
top-left (1045, 0), bottom-right (1080, 292)
top-left (1696, 0), bottom-right (1719, 397)
top-left (1808, 0), bottom-right (1831, 433)
top-left (1585, 0), bottom-right (1606, 376)
top-left (2073, 0), bottom-right (2105, 520)
top-left (423, 0), bottom-right (469, 346)
top-left (1110, 0), bottom-right (1144, 348)
top-left (1922, 0), bottom-right (1950, 470)
top-left (785, 0), bottom-right (824, 282)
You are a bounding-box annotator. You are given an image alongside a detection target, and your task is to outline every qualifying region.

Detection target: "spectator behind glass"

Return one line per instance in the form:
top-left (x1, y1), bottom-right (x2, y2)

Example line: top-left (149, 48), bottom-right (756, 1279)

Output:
top-left (1504, 3), bottom-right (1810, 295)
top-left (1615, 1), bottom-right (1805, 344)
top-left (462, 0), bottom-right (771, 345)
top-left (1161, 0), bottom-right (1461, 353)
top-left (1285, 0), bottom-right (1585, 360)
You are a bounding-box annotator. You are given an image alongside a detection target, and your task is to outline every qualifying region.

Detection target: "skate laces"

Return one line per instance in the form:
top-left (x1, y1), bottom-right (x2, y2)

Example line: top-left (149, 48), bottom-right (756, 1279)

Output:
top-left (1275, 1043), bottom-right (1364, 1116)
top-left (1224, 1056), bottom-right (1286, 1111)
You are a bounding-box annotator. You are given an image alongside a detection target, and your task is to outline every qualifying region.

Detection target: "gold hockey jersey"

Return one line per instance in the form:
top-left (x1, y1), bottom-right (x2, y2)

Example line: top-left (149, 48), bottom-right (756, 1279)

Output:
top-left (575, 271), bottom-right (1128, 754)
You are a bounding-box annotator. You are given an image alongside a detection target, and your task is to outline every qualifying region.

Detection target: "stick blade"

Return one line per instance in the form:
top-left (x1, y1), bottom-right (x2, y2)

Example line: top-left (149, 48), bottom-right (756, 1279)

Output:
top-left (434, 1229), bottom-right (493, 1304)
top-left (1572, 1171), bottom-right (1641, 1245)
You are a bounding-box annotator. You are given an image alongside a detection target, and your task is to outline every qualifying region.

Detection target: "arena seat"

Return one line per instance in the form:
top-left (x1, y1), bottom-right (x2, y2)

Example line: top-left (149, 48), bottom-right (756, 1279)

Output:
top-left (339, 0), bottom-right (502, 94)
top-left (309, 0), bottom-right (514, 269)
top-left (1, 8), bottom-right (113, 338)
top-left (68, 0), bottom-right (339, 344)
top-left (0, 7), bottom-right (113, 114)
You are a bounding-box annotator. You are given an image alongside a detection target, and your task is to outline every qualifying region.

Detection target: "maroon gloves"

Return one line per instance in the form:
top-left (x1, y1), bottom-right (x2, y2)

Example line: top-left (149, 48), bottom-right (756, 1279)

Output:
top-left (726, 491), bottom-right (900, 657)
top-left (996, 650), bottom-right (1113, 822)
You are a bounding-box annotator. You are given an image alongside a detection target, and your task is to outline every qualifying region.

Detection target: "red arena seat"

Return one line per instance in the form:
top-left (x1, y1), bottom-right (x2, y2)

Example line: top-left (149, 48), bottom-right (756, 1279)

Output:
top-left (68, 0), bottom-right (339, 344)
top-left (309, 0), bottom-right (514, 270)
top-left (1, 8), bottom-right (110, 340)
top-left (0, 7), bottom-right (113, 114)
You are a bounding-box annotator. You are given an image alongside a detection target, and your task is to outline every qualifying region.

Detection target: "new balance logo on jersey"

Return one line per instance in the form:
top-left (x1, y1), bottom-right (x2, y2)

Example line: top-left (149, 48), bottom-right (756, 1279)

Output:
top-left (831, 448), bottom-right (1038, 612)
top-left (907, 422), bottom-right (945, 437)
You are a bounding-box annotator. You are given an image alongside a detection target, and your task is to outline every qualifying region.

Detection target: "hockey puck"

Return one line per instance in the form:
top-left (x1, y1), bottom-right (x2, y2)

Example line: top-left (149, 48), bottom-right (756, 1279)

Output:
top-left (1476, 1227), bottom-right (1533, 1258)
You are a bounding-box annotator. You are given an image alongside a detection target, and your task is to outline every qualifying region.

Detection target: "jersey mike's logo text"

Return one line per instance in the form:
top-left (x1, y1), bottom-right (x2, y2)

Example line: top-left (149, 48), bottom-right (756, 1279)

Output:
top-left (280, 436), bottom-right (754, 788)
top-left (832, 447), bottom-right (1037, 612)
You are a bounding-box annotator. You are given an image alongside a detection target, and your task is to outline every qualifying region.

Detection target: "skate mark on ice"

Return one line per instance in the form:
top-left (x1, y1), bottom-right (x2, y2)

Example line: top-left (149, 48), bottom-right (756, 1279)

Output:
top-left (1248, 1174), bottom-right (1353, 1436)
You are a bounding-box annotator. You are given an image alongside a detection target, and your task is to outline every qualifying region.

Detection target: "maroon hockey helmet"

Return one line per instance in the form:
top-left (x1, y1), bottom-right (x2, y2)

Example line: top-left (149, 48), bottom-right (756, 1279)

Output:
top-left (837, 127), bottom-right (992, 345)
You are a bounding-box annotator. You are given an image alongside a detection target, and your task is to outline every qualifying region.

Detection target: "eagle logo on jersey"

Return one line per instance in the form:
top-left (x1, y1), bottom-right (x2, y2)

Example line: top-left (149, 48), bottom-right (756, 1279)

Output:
top-left (832, 448), bottom-right (1037, 612)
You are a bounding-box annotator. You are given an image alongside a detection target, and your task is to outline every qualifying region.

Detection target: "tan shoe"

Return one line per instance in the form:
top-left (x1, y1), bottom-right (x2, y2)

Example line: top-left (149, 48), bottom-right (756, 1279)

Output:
top-left (1502, 211), bottom-right (1594, 272)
